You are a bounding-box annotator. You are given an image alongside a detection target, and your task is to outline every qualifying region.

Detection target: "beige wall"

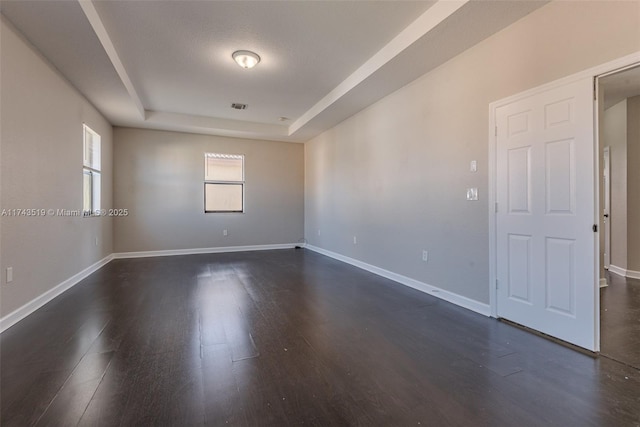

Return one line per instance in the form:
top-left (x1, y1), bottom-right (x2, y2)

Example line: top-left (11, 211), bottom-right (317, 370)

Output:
top-left (603, 100), bottom-right (628, 270)
top-left (627, 96), bottom-right (640, 272)
top-left (1, 18), bottom-right (113, 316)
top-left (113, 128), bottom-right (304, 252)
top-left (305, 1), bottom-right (640, 304)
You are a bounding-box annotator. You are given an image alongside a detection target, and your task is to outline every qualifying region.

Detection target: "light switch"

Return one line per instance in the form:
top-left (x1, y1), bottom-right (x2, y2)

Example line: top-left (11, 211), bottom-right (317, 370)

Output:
top-left (466, 188), bottom-right (478, 201)
top-left (470, 160), bottom-right (477, 172)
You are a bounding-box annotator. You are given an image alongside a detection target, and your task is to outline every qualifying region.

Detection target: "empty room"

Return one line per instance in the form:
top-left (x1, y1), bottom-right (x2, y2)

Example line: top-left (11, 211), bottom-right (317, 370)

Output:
top-left (1, 1), bottom-right (639, 425)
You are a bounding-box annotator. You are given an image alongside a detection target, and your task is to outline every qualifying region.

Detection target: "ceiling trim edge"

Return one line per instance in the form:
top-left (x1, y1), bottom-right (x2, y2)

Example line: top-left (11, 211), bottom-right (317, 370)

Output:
top-left (288, 0), bottom-right (468, 136)
top-left (145, 111), bottom-right (289, 136)
top-left (78, 0), bottom-right (146, 119)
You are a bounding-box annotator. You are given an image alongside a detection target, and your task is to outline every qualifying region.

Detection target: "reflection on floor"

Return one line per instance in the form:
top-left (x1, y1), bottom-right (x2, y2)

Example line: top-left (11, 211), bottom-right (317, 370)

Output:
top-left (601, 271), bottom-right (640, 369)
top-left (2, 250), bottom-right (640, 425)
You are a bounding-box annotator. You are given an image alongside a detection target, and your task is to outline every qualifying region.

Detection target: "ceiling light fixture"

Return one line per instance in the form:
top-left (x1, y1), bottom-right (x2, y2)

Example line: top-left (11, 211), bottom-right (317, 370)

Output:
top-left (232, 50), bottom-right (260, 69)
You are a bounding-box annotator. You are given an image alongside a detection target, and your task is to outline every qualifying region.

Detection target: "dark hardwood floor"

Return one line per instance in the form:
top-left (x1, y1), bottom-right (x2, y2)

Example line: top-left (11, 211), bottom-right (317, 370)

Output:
top-left (2, 249), bottom-right (639, 426)
top-left (601, 271), bottom-right (640, 370)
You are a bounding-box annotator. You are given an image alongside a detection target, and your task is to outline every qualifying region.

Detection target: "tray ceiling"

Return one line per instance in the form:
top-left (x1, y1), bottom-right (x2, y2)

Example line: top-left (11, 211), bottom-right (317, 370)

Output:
top-left (2, 1), bottom-right (547, 142)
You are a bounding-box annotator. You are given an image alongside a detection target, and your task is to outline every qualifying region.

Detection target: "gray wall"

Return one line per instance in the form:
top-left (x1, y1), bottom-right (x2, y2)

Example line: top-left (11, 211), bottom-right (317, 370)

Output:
top-left (113, 128), bottom-right (304, 252)
top-left (1, 18), bottom-right (113, 317)
top-left (627, 96), bottom-right (640, 271)
top-left (603, 100), bottom-right (628, 270)
top-left (304, 1), bottom-right (640, 304)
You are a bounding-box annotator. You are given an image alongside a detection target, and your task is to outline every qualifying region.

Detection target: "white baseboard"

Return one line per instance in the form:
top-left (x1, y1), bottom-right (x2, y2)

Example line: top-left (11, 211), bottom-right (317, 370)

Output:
top-left (3, 243), bottom-right (486, 333)
top-left (1, 244), bottom-right (299, 332)
top-left (608, 264), bottom-right (640, 280)
top-left (0, 254), bottom-right (114, 333)
top-left (599, 278), bottom-right (608, 288)
top-left (627, 269), bottom-right (640, 280)
top-left (305, 244), bottom-right (491, 317)
top-left (113, 243), bottom-right (298, 259)
top-left (608, 264), bottom-right (627, 277)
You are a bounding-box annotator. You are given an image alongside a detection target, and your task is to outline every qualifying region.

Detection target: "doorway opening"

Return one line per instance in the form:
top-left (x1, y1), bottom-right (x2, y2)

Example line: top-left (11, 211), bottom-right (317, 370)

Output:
top-left (489, 52), bottom-right (640, 353)
top-left (598, 64), bottom-right (640, 369)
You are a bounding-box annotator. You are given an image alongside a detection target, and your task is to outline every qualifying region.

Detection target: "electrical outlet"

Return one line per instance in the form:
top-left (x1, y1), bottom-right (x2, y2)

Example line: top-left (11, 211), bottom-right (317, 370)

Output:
top-left (223, 229), bottom-right (228, 236)
top-left (6, 267), bottom-right (13, 283)
top-left (353, 236), bottom-right (357, 244)
top-left (422, 250), bottom-right (429, 262)
top-left (470, 160), bottom-right (477, 172)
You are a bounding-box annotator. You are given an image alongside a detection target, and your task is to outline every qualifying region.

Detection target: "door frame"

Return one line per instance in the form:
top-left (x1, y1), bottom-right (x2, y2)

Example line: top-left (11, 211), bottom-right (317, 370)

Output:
top-left (603, 145), bottom-right (611, 271)
top-left (488, 50), bottom-right (640, 352)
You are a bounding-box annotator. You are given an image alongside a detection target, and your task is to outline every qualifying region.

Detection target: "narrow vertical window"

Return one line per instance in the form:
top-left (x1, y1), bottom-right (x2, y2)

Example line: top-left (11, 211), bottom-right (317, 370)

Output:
top-left (83, 124), bottom-right (101, 216)
top-left (204, 153), bottom-right (244, 213)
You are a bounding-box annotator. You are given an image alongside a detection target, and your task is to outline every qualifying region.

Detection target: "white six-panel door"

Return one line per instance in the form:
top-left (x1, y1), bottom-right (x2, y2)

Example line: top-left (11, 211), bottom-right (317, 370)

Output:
top-left (496, 77), bottom-right (596, 350)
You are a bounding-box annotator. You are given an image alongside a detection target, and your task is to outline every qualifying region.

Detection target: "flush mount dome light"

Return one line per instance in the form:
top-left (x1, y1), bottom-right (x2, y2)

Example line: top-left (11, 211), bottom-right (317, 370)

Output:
top-left (232, 50), bottom-right (260, 69)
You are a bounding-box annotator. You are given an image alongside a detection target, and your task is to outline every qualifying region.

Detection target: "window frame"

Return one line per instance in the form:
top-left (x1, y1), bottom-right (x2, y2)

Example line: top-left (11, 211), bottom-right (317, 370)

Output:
top-left (82, 124), bottom-right (101, 217)
top-left (204, 153), bottom-right (245, 213)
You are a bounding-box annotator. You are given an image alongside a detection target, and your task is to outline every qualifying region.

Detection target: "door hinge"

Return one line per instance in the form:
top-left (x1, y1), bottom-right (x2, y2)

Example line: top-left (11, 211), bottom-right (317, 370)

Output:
top-left (495, 202), bottom-right (499, 213)
top-left (495, 279), bottom-right (499, 290)
top-left (593, 224), bottom-right (598, 232)
top-left (593, 77), bottom-right (597, 101)
top-left (495, 126), bottom-right (498, 137)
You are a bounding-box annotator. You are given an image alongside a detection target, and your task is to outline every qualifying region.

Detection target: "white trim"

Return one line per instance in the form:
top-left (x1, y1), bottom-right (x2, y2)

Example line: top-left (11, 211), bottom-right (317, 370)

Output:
top-left (0, 244), bottom-right (299, 332)
top-left (113, 244), bottom-right (298, 259)
top-left (488, 104), bottom-right (498, 318)
top-left (599, 278), bottom-right (608, 288)
top-left (488, 50), bottom-right (640, 317)
top-left (608, 265), bottom-right (640, 280)
top-left (490, 51), bottom-right (640, 111)
top-left (608, 264), bottom-right (627, 277)
top-left (305, 244), bottom-right (491, 317)
top-left (593, 75), bottom-right (602, 353)
top-left (78, 0), bottom-right (146, 119)
top-left (0, 254), bottom-right (114, 333)
top-left (289, 1), bottom-right (468, 136)
top-left (603, 146), bottom-right (611, 270)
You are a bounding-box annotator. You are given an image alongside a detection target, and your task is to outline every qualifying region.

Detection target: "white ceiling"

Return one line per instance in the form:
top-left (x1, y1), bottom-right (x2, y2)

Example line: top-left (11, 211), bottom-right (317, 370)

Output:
top-left (1, 0), bottom-right (547, 143)
top-left (601, 65), bottom-right (640, 110)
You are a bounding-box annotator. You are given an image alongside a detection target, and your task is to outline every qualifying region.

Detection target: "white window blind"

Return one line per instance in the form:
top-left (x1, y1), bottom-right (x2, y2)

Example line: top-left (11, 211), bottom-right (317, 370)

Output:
top-left (205, 153), bottom-right (243, 181)
top-left (83, 126), bottom-right (101, 170)
top-left (204, 153), bottom-right (244, 213)
top-left (83, 125), bottom-right (101, 215)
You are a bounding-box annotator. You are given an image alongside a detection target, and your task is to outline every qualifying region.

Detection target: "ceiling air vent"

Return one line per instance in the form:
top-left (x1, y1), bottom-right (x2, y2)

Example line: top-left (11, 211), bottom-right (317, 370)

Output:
top-left (231, 103), bottom-right (247, 110)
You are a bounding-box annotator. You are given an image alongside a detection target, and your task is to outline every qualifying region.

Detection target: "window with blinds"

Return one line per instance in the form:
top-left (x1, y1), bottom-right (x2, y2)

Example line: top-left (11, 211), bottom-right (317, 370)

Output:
top-left (83, 125), bottom-right (101, 216)
top-left (204, 153), bottom-right (244, 213)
